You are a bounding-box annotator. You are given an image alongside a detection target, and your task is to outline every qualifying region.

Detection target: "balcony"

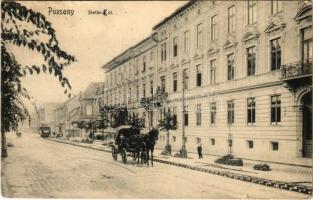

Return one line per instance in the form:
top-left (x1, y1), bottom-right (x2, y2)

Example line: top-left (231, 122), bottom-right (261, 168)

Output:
top-left (281, 59), bottom-right (312, 90)
top-left (281, 59), bottom-right (312, 79)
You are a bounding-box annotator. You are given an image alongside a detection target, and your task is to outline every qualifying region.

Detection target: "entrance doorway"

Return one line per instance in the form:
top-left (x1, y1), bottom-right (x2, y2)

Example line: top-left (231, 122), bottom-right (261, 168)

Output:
top-left (302, 91), bottom-right (312, 158)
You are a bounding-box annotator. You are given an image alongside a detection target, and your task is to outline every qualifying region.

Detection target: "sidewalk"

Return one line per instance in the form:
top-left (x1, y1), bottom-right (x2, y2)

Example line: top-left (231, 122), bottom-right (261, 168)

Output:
top-left (47, 137), bottom-right (312, 194)
top-left (153, 149), bottom-right (312, 187)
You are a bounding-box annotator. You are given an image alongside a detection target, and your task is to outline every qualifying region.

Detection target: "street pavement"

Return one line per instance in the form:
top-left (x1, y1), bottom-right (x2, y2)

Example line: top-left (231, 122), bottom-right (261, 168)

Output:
top-left (50, 136), bottom-right (313, 188)
top-left (1, 133), bottom-right (311, 199)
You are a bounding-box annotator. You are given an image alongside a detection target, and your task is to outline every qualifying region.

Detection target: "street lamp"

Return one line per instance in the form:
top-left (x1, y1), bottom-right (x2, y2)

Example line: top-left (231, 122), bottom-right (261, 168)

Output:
top-left (227, 102), bottom-right (233, 156)
top-left (228, 123), bottom-right (233, 156)
top-left (140, 97), bottom-right (152, 129)
top-left (179, 70), bottom-right (188, 158)
top-left (140, 86), bottom-right (167, 130)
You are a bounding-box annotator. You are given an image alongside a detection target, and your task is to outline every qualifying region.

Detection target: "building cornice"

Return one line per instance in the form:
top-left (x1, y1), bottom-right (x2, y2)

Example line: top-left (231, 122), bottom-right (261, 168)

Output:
top-left (168, 81), bottom-right (284, 102)
top-left (103, 36), bottom-right (157, 72)
top-left (153, 0), bottom-right (198, 31)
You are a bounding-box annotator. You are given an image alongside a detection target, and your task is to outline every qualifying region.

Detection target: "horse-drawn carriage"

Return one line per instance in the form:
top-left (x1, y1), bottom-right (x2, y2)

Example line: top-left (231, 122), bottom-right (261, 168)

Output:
top-left (112, 125), bottom-right (159, 165)
top-left (112, 125), bottom-right (143, 164)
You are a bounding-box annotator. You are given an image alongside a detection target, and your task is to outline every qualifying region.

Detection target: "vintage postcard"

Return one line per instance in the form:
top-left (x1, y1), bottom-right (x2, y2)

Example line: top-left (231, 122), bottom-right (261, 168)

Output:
top-left (1, 0), bottom-right (312, 199)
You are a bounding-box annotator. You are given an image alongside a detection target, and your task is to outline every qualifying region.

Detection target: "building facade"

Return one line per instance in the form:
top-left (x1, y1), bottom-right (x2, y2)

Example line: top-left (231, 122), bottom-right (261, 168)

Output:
top-left (38, 102), bottom-right (63, 133)
top-left (51, 82), bottom-right (106, 138)
top-left (61, 94), bottom-right (81, 138)
top-left (103, 36), bottom-right (159, 129)
top-left (79, 82), bottom-right (105, 137)
top-left (54, 104), bottom-right (67, 136)
top-left (102, 0), bottom-right (312, 165)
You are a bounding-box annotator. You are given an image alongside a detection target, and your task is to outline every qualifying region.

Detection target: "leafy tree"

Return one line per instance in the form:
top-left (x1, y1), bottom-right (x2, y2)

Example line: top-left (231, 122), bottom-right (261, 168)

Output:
top-left (158, 108), bottom-right (178, 155)
top-left (72, 120), bottom-right (86, 130)
top-left (128, 112), bottom-right (145, 129)
top-left (93, 119), bottom-right (108, 129)
top-left (112, 107), bottom-right (128, 128)
top-left (1, 1), bottom-right (76, 156)
top-left (99, 105), bottom-right (129, 128)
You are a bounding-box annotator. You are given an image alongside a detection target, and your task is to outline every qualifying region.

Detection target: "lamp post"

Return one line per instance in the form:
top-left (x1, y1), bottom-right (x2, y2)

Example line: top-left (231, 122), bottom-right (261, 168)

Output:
top-left (228, 123), bottom-right (233, 156)
top-left (228, 104), bottom-right (233, 156)
top-left (140, 86), bottom-right (166, 130)
top-left (179, 70), bottom-right (188, 158)
top-left (140, 97), bottom-right (151, 130)
top-left (99, 105), bottom-right (110, 140)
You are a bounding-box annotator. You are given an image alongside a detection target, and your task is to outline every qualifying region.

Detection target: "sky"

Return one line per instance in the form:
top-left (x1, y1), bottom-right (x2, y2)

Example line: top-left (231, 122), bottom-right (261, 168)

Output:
top-left (14, 1), bottom-right (186, 108)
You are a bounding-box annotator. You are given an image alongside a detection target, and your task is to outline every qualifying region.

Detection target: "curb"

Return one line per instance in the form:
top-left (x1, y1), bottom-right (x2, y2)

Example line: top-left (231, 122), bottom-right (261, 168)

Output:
top-left (153, 158), bottom-right (312, 195)
top-left (47, 138), bottom-right (312, 195)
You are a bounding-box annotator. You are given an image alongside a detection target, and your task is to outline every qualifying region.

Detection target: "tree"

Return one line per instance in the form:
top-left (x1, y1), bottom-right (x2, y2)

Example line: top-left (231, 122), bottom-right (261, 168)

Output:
top-left (99, 105), bottom-right (128, 128)
top-left (158, 108), bottom-right (178, 155)
top-left (1, 1), bottom-right (76, 156)
top-left (128, 112), bottom-right (145, 130)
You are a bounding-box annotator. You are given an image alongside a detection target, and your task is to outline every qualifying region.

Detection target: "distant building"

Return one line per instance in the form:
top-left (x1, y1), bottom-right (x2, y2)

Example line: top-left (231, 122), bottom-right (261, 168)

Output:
top-left (50, 82), bottom-right (106, 139)
top-left (63, 94), bottom-right (81, 138)
top-left (38, 102), bottom-right (63, 132)
top-left (29, 110), bottom-right (40, 132)
top-left (102, 1), bottom-right (312, 165)
top-left (79, 82), bottom-right (105, 137)
top-left (54, 104), bottom-right (67, 136)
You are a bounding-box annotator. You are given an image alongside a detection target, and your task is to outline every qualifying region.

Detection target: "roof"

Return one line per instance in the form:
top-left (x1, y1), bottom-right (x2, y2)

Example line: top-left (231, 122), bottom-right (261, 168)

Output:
top-left (153, 0), bottom-right (198, 30)
top-left (102, 36), bottom-right (156, 72)
top-left (82, 82), bottom-right (105, 99)
top-left (101, 1), bottom-right (198, 72)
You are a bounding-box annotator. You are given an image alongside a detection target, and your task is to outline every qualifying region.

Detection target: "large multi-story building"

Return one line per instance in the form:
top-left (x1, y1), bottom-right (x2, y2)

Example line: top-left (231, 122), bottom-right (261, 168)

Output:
top-left (102, 0), bottom-right (312, 165)
top-left (103, 36), bottom-right (158, 128)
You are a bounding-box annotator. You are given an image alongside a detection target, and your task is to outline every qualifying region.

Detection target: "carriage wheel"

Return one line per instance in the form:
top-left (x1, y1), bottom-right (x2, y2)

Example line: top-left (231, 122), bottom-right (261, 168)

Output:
top-left (121, 148), bottom-right (127, 164)
top-left (112, 147), bottom-right (117, 161)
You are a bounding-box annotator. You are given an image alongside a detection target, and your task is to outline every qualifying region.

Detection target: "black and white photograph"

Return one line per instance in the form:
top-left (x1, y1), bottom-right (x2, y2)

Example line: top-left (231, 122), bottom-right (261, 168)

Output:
top-left (1, 0), bottom-right (312, 199)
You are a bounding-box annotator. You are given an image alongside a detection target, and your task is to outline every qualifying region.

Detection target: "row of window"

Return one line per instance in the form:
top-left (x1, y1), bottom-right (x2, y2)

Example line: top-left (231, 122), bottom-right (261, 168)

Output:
top-left (161, 37), bottom-right (282, 93)
top-left (161, 24), bottom-right (311, 92)
top-left (160, 0), bottom-right (282, 61)
top-left (168, 95), bottom-right (282, 127)
top-left (107, 24), bottom-right (311, 94)
top-left (106, 27), bottom-right (310, 106)
top-left (107, 50), bottom-right (155, 87)
top-left (159, 136), bottom-right (280, 151)
top-left (118, 24), bottom-right (308, 102)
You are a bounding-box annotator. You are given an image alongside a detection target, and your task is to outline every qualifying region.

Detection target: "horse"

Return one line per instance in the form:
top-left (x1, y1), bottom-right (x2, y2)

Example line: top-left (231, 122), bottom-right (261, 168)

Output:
top-left (114, 125), bottom-right (158, 166)
top-left (127, 126), bottom-right (158, 166)
top-left (142, 127), bottom-right (159, 167)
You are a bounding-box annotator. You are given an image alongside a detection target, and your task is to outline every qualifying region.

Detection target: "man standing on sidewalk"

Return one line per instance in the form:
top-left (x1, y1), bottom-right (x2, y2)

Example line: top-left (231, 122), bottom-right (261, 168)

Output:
top-left (197, 142), bottom-right (203, 159)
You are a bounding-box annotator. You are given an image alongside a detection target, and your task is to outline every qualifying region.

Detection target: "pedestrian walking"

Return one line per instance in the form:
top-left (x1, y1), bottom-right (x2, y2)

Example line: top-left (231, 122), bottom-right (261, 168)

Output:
top-left (197, 142), bottom-right (203, 159)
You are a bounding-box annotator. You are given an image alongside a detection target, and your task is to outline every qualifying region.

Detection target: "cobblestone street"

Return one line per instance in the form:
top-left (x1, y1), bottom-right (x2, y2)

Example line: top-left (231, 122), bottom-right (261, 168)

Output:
top-left (1, 133), bottom-right (310, 198)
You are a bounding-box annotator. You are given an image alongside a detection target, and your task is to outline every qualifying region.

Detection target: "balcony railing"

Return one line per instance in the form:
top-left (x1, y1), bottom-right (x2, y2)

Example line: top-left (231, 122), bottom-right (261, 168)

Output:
top-left (281, 59), bottom-right (312, 79)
